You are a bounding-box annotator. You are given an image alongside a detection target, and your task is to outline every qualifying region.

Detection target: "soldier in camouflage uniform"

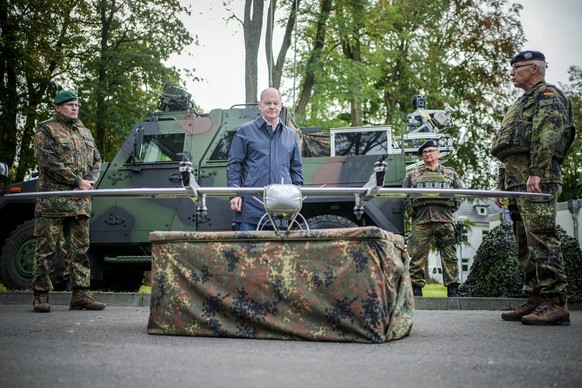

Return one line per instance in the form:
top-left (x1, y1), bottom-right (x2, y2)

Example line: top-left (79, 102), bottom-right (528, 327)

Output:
top-left (492, 50), bottom-right (574, 326)
top-left (403, 139), bottom-right (463, 297)
top-left (32, 90), bottom-right (105, 313)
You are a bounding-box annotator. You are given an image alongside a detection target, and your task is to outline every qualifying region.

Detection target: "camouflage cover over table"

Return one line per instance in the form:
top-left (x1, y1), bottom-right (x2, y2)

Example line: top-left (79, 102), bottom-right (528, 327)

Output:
top-left (147, 226), bottom-right (414, 343)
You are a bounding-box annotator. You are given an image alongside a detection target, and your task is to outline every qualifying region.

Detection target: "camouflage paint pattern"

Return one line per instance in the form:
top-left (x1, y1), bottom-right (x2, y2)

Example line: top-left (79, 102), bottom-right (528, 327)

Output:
top-left (32, 112), bottom-right (98, 290)
top-left (34, 113), bottom-right (101, 217)
top-left (492, 81), bottom-right (571, 188)
top-left (492, 81), bottom-right (571, 297)
top-left (33, 216), bottom-right (91, 290)
top-left (507, 184), bottom-right (568, 295)
top-left (407, 222), bottom-right (459, 287)
top-left (402, 164), bottom-right (462, 287)
top-left (402, 165), bottom-right (462, 224)
top-left (147, 227), bottom-right (414, 343)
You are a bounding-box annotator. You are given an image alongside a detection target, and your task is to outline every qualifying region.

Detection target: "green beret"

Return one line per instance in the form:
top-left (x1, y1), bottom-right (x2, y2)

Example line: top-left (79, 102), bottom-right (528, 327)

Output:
top-left (53, 90), bottom-right (78, 105)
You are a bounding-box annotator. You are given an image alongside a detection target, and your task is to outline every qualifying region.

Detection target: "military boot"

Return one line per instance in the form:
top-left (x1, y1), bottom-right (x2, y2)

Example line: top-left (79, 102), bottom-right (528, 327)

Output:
top-left (501, 295), bottom-right (542, 321)
top-left (69, 288), bottom-right (106, 311)
top-left (412, 285), bottom-right (423, 297)
top-left (447, 284), bottom-right (461, 297)
top-left (521, 295), bottom-right (570, 326)
top-left (33, 289), bottom-right (50, 313)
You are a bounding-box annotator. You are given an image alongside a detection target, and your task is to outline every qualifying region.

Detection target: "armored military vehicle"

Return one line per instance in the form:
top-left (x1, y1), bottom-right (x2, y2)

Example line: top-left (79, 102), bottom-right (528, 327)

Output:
top-left (0, 85), bottom-right (453, 291)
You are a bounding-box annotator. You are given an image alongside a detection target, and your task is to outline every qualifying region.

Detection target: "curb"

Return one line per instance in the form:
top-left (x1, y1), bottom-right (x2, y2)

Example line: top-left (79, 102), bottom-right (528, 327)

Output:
top-left (3, 291), bottom-right (581, 310)
top-left (0, 291), bottom-right (151, 308)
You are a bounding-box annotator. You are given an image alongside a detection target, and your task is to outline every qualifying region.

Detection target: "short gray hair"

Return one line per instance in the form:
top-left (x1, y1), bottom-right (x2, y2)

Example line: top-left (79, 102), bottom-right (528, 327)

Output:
top-left (533, 60), bottom-right (547, 77)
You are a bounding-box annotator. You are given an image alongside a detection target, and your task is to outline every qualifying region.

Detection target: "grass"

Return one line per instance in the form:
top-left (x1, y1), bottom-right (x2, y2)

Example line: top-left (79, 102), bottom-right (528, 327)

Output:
top-left (139, 285), bottom-right (152, 294)
top-left (3, 282), bottom-right (447, 297)
top-left (422, 283), bottom-right (447, 297)
top-left (137, 284), bottom-right (447, 297)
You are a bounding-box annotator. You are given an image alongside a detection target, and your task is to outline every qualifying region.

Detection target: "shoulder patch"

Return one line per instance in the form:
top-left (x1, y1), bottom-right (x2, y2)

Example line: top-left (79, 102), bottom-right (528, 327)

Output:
top-left (538, 98), bottom-right (554, 107)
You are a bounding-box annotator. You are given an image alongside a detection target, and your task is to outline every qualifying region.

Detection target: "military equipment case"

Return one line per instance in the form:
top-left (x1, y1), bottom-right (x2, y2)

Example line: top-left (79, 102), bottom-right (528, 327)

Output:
top-left (147, 227), bottom-right (414, 343)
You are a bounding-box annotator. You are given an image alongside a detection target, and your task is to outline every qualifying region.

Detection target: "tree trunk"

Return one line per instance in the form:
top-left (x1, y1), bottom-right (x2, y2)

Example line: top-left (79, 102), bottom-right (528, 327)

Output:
top-left (244, 0), bottom-right (264, 103)
top-left (0, 0), bottom-right (19, 179)
top-left (295, 0), bottom-right (332, 116)
top-left (272, 0), bottom-right (300, 91)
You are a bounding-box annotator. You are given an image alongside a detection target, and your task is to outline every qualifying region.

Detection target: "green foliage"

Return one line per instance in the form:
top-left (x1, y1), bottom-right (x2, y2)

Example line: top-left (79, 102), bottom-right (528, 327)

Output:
top-left (460, 222), bottom-right (582, 302)
top-left (0, 0), bottom-right (194, 177)
top-left (0, 0), bottom-right (90, 181)
top-left (288, 0), bottom-right (526, 189)
top-left (557, 225), bottom-right (582, 302)
top-left (76, 0), bottom-right (194, 160)
top-left (559, 65), bottom-right (582, 201)
top-left (459, 222), bottom-right (519, 297)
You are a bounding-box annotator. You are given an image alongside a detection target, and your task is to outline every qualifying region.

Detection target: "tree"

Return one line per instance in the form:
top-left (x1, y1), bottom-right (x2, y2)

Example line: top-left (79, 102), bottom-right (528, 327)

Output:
top-left (288, 0), bottom-right (524, 189)
top-left (559, 65), bottom-right (582, 201)
top-left (0, 0), bottom-right (194, 180)
top-left (242, 0), bottom-right (264, 103)
top-left (266, 0), bottom-right (300, 90)
top-left (77, 0), bottom-right (194, 160)
top-left (226, 0), bottom-right (299, 103)
top-left (294, 0), bottom-right (332, 119)
top-left (0, 0), bottom-right (90, 182)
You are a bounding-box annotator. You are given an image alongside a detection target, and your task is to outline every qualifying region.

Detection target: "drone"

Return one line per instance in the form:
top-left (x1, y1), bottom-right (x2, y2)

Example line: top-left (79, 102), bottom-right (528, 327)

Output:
top-left (4, 156), bottom-right (549, 233)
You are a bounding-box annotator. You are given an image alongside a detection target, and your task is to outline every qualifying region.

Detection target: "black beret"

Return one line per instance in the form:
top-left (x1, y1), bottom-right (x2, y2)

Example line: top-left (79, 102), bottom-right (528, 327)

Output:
top-left (418, 139), bottom-right (439, 155)
top-left (53, 90), bottom-right (78, 105)
top-left (510, 50), bottom-right (546, 65)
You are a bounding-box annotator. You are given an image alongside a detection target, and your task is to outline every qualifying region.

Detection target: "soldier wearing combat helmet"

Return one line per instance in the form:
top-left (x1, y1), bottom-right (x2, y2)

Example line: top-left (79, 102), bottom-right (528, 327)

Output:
top-left (32, 90), bottom-right (105, 313)
top-left (403, 139), bottom-right (464, 298)
top-left (492, 50), bottom-right (575, 325)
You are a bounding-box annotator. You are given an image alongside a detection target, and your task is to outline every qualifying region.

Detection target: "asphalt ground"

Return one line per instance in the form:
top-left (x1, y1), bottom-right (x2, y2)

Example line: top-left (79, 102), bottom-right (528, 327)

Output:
top-left (1, 293), bottom-right (581, 388)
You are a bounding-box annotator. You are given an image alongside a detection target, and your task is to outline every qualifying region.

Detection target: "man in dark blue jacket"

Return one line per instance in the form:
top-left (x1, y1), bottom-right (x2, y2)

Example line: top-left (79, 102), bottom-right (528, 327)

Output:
top-left (227, 87), bottom-right (303, 231)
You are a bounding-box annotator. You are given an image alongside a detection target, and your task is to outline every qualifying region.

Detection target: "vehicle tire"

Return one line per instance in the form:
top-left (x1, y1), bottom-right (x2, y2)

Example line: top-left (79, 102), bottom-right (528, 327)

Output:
top-left (0, 220), bottom-right (66, 290)
top-left (304, 215), bottom-right (358, 229)
top-left (0, 220), bottom-right (36, 290)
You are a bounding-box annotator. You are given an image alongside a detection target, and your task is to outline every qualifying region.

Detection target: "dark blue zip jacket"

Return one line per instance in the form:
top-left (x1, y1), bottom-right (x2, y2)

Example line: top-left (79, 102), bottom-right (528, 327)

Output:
top-left (227, 116), bottom-right (303, 225)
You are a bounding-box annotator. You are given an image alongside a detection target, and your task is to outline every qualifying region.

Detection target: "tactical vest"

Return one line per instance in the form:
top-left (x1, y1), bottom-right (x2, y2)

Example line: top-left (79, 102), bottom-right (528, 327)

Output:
top-left (410, 171), bottom-right (456, 208)
top-left (491, 84), bottom-right (575, 163)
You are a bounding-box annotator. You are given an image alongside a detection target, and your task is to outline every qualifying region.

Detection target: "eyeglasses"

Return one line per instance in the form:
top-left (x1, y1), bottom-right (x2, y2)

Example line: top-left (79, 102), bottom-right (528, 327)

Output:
top-left (422, 149), bottom-right (438, 155)
top-left (511, 63), bottom-right (534, 71)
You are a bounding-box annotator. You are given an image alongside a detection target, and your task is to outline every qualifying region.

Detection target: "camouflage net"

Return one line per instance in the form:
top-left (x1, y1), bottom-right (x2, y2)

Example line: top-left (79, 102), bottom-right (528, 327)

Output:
top-left (460, 223), bottom-right (582, 302)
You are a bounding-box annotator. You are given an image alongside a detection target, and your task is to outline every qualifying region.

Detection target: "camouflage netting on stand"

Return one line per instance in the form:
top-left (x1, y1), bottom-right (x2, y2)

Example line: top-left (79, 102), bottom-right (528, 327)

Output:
top-left (460, 223), bottom-right (582, 302)
top-left (147, 227), bottom-right (414, 343)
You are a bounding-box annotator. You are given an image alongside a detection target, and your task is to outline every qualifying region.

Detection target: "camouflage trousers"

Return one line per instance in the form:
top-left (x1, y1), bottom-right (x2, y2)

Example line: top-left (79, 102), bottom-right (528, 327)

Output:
top-left (508, 184), bottom-right (567, 296)
top-left (407, 221), bottom-right (459, 287)
top-left (32, 215), bottom-right (91, 290)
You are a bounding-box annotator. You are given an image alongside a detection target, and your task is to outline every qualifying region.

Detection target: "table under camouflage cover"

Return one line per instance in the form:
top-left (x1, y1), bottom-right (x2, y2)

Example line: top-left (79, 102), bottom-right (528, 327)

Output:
top-left (147, 226), bottom-right (414, 343)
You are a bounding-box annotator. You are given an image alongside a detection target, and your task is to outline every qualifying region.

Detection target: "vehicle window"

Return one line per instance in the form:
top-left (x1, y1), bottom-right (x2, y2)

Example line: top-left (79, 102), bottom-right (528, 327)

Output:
top-left (334, 131), bottom-right (388, 156)
top-left (139, 133), bottom-right (184, 163)
top-left (208, 131), bottom-right (236, 161)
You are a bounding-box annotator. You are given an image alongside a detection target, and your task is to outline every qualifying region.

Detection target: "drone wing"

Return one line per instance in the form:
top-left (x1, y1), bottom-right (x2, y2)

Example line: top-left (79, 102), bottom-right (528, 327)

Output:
top-left (3, 185), bottom-right (549, 200)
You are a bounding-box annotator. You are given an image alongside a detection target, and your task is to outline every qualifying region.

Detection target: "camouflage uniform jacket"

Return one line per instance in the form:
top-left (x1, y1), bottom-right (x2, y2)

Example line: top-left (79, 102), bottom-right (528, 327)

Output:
top-left (493, 81), bottom-right (571, 190)
top-left (34, 113), bottom-right (101, 217)
top-left (402, 164), bottom-right (463, 224)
